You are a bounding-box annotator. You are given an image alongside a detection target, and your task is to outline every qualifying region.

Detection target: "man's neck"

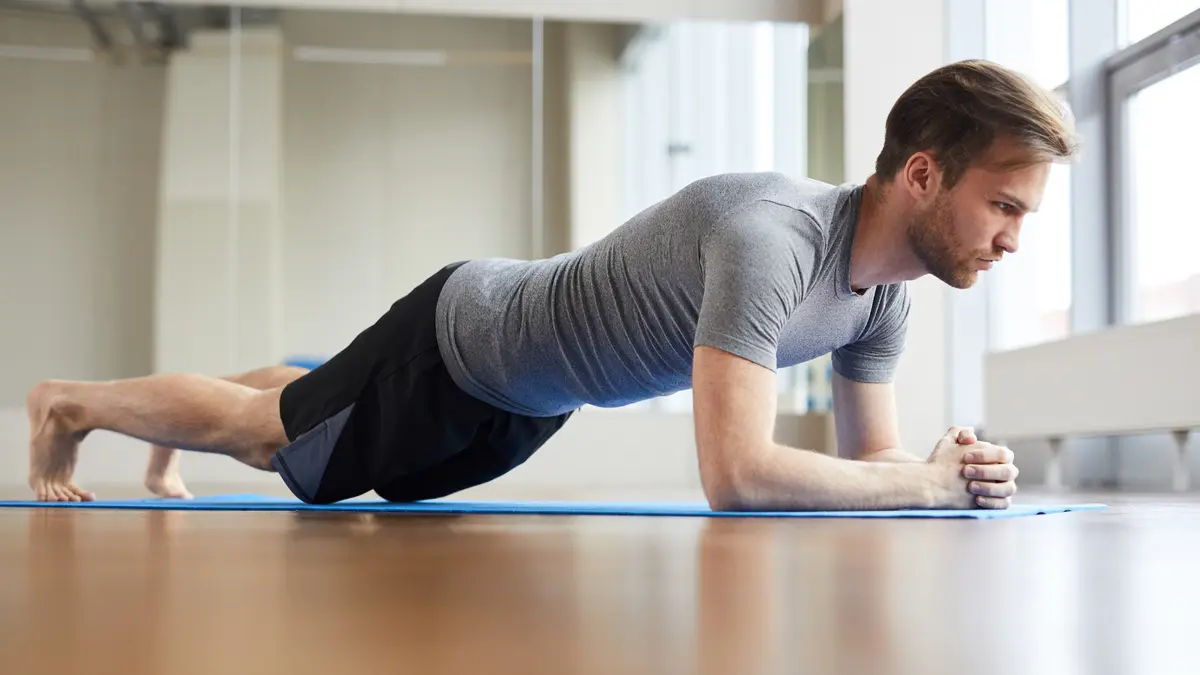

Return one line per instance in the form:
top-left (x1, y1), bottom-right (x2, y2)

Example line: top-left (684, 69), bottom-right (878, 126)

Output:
top-left (849, 176), bottom-right (927, 292)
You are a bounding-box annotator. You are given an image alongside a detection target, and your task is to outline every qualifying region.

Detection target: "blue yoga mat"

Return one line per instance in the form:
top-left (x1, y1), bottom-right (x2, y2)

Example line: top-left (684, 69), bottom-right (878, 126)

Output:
top-left (0, 494), bottom-right (1106, 518)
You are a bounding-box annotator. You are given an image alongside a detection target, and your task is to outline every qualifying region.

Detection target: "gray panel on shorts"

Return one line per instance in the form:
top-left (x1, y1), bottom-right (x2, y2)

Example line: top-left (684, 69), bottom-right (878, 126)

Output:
top-left (271, 403), bottom-right (354, 504)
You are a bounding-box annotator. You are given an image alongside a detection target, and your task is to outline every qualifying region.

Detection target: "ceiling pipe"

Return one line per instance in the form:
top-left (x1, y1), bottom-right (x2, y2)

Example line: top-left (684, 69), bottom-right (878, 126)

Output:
top-left (69, 0), bottom-right (113, 54)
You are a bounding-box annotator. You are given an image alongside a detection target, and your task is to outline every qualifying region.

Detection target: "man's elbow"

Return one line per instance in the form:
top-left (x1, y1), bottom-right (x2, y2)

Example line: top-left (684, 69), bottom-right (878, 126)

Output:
top-left (706, 487), bottom-right (754, 512)
top-left (699, 448), bottom-right (765, 512)
top-left (702, 474), bottom-right (741, 511)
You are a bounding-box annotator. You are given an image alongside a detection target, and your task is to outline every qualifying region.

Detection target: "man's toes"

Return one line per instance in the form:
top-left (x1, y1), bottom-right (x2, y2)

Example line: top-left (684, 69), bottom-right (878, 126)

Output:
top-left (52, 485), bottom-right (79, 502)
top-left (146, 477), bottom-right (190, 500)
top-left (69, 485), bottom-right (95, 501)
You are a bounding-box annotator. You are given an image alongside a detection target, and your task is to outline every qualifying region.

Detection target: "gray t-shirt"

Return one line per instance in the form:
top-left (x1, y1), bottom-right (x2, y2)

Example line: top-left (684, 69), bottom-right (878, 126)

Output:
top-left (435, 172), bottom-right (911, 417)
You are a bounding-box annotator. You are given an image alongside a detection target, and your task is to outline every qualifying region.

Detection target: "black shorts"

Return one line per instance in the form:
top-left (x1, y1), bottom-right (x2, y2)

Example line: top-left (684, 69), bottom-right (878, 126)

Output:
top-left (271, 262), bottom-right (574, 505)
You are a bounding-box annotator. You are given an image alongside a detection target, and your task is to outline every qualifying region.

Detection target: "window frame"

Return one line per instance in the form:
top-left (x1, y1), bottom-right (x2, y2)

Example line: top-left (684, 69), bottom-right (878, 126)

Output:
top-left (1105, 7), bottom-right (1200, 324)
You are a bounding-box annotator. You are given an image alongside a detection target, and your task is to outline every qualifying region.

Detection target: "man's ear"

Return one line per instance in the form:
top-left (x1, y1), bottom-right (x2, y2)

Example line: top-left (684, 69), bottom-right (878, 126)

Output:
top-left (902, 151), bottom-right (942, 202)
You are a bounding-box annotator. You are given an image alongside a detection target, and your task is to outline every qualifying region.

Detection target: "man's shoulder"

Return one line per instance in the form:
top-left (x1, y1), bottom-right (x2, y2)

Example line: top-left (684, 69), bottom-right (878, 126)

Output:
top-left (683, 171), bottom-right (840, 201)
top-left (876, 280), bottom-right (911, 307)
top-left (682, 172), bottom-right (846, 229)
top-left (715, 173), bottom-right (859, 230)
top-left (866, 280), bottom-right (912, 329)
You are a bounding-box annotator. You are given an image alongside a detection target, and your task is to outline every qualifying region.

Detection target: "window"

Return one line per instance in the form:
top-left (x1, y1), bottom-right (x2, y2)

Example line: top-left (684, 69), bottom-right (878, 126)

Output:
top-left (1126, 62), bottom-right (1200, 324)
top-left (983, 0), bottom-right (1074, 350)
top-left (1029, 0), bottom-right (1071, 88)
top-left (988, 162), bottom-right (1073, 351)
top-left (1029, 163), bottom-right (1074, 341)
top-left (621, 21), bottom-right (808, 219)
top-left (985, 0), bottom-right (1069, 89)
top-left (1124, 0), bottom-right (1200, 45)
top-left (618, 20), bottom-right (811, 412)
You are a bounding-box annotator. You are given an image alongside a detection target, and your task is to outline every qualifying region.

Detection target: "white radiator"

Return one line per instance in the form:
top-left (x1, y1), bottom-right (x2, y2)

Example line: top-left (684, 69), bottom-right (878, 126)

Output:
top-left (984, 313), bottom-right (1200, 489)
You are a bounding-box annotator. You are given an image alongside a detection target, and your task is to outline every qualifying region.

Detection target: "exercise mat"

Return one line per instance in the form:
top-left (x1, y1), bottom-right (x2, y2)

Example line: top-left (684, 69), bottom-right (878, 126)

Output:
top-left (0, 494), bottom-right (1106, 518)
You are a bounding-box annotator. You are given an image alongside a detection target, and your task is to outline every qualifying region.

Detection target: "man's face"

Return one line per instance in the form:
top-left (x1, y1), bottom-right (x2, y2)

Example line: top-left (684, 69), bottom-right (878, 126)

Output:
top-left (907, 151), bottom-right (1050, 289)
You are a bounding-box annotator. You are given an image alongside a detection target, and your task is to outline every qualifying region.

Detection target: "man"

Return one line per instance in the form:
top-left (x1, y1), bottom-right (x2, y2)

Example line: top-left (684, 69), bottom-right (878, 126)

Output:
top-left (27, 59), bottom-right (1077, 509)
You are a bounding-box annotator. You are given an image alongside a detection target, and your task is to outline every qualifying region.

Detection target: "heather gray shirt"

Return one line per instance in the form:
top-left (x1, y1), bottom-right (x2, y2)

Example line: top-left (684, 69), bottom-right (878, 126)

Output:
top-left (435, 172), bottom-right (911, 417)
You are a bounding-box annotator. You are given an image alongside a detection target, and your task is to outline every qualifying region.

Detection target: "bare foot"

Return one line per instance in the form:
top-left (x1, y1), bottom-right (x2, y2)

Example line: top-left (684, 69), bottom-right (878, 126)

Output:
top-left (145, 448), bottom-right (194, 500)
top-left (26, 381), bottom-right (95, 502)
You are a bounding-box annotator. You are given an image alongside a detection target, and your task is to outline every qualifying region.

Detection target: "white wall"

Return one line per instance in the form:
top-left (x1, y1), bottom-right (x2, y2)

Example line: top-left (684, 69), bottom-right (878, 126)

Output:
top-left (0, 15), bottom-right (163, 406)
top-left (156, 27), bottom-right (285, 375)
top-left (843, 0), bottom-right (949, 458)
top-left (280, 12), bottom-right (537, 359)
top-left (541, 21), bottom-right (572, 257)
top-left (564, 22), bottom-right (623, 250)
top-left (151, 11), bottom-right (540, 369)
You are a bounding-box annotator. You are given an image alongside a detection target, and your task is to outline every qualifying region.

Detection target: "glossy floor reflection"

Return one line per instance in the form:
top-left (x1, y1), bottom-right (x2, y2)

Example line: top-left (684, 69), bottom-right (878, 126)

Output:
top-left (2, 495), bottom-right (1199, 675)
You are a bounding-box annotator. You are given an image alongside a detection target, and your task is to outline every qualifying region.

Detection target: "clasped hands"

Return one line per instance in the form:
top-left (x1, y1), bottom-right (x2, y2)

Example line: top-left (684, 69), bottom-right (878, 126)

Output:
top-left (928, 426), bottom-right (1019, 509)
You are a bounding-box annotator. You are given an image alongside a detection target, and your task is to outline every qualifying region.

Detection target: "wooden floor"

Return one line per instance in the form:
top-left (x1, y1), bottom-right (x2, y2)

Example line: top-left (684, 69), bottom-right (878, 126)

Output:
top-left (2, 492), bottom-right (1198, 675)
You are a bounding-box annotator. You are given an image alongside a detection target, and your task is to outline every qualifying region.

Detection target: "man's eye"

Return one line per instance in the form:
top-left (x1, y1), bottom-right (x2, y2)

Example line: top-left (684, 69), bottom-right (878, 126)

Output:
top-left (995, 202), bottom-right (1015, 213)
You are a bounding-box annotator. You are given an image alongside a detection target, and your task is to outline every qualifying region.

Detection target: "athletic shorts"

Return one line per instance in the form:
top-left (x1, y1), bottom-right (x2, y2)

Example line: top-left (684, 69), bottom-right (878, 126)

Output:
top-left (271, 262), bottom-right (574, 504)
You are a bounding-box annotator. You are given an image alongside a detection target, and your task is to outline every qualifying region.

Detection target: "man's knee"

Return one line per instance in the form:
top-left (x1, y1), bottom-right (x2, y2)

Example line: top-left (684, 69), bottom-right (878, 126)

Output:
top-left (234, 388), bottom-right (289, 462)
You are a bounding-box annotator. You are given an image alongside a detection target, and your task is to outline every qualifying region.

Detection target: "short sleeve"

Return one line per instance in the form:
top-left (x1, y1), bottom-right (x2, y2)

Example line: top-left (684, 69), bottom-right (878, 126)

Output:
top-left (832, 282), bottom-right (911, 383)
top-left (694, 201), bottom-right (819, 371)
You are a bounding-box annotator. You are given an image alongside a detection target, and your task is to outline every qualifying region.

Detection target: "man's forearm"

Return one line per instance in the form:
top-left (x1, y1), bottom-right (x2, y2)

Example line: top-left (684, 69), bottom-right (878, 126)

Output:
top-left (858, 447), bottom-right (927, 463)
top-left (716, 444), bottom-right (939, 511)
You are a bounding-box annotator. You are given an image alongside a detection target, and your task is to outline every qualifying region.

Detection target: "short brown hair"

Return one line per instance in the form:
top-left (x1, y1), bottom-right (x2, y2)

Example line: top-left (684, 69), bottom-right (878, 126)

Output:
top-left (874, 59), bottom-right (1079, 188)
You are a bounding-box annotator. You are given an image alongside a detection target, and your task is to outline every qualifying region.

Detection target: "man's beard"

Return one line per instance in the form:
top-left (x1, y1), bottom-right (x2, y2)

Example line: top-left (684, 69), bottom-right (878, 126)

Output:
top-left (906, 193), bottom-right (978, 289)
